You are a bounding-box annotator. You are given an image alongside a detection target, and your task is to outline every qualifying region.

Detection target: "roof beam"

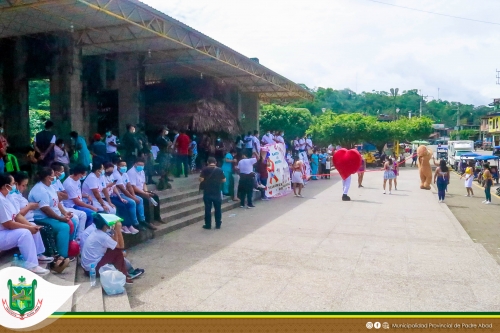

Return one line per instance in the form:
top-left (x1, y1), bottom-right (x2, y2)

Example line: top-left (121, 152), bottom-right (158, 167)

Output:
top-left (75, 0), bottom-right (312, 101)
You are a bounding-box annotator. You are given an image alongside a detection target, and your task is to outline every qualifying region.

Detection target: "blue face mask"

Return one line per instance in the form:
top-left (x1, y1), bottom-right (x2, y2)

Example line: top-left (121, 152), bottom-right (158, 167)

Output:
top-left (119, 167), bottom-right (127, 174)
top-left (135, 166), bottom-right (144, 172)
top-left (80, 176), bottom-right (86, 181)
top-left (59, 172), bottom-right (65, 180)
top-left (51, 178), bottom-right (57, 185)
top-left (8, 185), bottom-right (17, 195)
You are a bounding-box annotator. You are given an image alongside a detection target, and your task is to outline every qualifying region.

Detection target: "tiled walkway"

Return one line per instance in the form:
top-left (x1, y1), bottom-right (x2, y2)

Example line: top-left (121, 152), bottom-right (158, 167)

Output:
top-left (126, 168), bottom-right (500, 312)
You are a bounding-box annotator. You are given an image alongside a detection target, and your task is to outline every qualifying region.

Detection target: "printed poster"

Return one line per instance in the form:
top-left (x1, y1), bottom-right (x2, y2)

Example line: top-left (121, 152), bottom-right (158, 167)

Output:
top-left (261, 143), bottom-right (292, 197)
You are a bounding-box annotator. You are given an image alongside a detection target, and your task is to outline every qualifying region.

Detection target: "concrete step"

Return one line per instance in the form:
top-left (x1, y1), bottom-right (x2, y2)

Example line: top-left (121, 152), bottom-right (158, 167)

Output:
top-left (103, 288), bottom-right (132, 312)
top-left (40, 260), bottom-right (77, 314)
top-left (157, 189), bottom-right (200, 205)
top-left (162, 201), bottom-right (207, 221)
top-left (161, 194), bottom-right (204, 214)
top-left (73, 264), bottom-right (104, 312)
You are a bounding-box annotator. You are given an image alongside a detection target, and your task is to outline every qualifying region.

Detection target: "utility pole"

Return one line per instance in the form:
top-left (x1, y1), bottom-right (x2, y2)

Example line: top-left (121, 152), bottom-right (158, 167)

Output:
top-left (453, 103), bottom-right (461, 140)
top-left (419, 90), bottom-right (422, 117)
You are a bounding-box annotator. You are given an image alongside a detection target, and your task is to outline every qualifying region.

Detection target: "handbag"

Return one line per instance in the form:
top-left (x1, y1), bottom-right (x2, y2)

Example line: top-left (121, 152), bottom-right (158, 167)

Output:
top-left (199, 167), bottom-right (216, 192)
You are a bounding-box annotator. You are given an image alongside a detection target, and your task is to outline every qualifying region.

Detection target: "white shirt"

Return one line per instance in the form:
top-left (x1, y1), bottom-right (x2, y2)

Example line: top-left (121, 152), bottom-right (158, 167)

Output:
top-left (275, 135), bottom-right (284, 144)
top-left (293, 140), bottom-right (300, 150)
top-left (127, 167), bottom-right (145, 190)
top-left (28, 182), bottom-right (61, 220)
top-left (0, 193), bottom-right (18, 231)
top-left (104, 173), bottom-right (117, 197)
top-left (306, 138), bottom-right (313, 149)
top-left (82, 173), bottom-right (105, 203)
top-left (262, 134), bottom-right (275, 145)
top-left (81, 229), bottom-right (117, 271)
top-left (54, 146), bottom-right (70, 164)
top-left (238, 158), bottom-right (257, 174)
top-left (151, 145), bottom-right (160, 160)
top-left (244, 135), bottom-right (253, 149)
top-left (51, 179), bottom-right (65, 193)
top-left (63, 177), bottom-right (83, 208)
top-left (79, 223), bottom-right (96, 251)
top-left (34, 135), bottom-right (56, 144)
top-left (112, 165), bottom-right (124, 187)
top-left (105, 135), bottom-right (117, 153)
top-left (299, 138), bottom-right (306, 150)
top-left (8, 192), bottom-right (34, 222)
top-left (252, 136), bottom-right (261, 153)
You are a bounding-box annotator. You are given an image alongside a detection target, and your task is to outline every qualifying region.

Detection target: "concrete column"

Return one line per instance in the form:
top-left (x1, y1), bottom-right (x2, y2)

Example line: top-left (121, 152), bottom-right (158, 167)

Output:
top-left (2, 37), bottom-right (30, 150)
top-left (240, 92), bottom-right (259, 134)
top-left (50, 32), bottom-right (84, 139)
top-left (116, 54), bottom-right (142, 137)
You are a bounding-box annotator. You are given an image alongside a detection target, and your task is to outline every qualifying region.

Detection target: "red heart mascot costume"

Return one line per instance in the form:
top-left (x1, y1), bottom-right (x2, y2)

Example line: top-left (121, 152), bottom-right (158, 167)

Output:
top-left (333, 148), bottom-right (362, 201)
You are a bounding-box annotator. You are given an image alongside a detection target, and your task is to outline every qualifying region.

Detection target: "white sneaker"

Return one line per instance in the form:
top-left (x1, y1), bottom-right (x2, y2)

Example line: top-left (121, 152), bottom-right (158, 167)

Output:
top-left (482, 200), bottom-right (488, 204)
top-left (389, 191), bottom-right (392, 195)
top-left (128, 226), bottom-right (140, 234)
top-left (485, 201), bottom-right (491, 205)
top-left (464, 195), bottom-right (470, 197)
top-left (29, 266), bottom-right (50, 276)
top-left (383, 191), bottom-right (386, 194)
top-left (121, 226), bottom-right (132, 234)
top-left (37, 255), bottom-right (54, 264)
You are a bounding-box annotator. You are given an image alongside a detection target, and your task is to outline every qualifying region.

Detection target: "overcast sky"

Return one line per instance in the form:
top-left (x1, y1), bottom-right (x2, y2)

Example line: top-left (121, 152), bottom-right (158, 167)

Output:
top-left (143, 0), bottom-right (500, 106)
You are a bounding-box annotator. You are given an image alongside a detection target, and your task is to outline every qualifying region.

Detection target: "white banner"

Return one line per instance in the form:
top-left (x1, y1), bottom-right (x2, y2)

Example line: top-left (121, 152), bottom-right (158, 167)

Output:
top-left (261, 143), bottom-right (292, 197)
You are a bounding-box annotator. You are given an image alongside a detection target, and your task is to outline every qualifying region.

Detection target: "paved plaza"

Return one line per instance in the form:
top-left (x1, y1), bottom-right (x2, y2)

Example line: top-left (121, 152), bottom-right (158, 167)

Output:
top-left (125, 167), bottom-right (500, 312)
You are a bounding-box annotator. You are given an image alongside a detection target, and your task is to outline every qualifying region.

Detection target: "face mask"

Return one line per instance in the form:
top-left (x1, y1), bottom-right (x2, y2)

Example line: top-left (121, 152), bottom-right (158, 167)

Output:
top-left (80, 176), bottom-right (86, 181)
top-left (119, 167), bottom-right (127, 174)
top-left (8, 184), bottom-right (16, 195)
top-left (217, 138), bottom-right (221, 142)
top-left (61, 144), bottom-right (65, 148)
top-left (51, 178), bottom-right (57, 185)
top-left (105, 171), bottom-right (113, 177)
top-left (106, 132), bottom-right (111, 136)
top-left (0, 129), bottom-right (4, 134)
top-left (135, 165), bottom-right (144, 172)
top-left (165, 131), bottom-right (169, 135)
top-left (267, 132), bottom-right (270, 135)
top-left (59, 172), bottom-right (65, 180)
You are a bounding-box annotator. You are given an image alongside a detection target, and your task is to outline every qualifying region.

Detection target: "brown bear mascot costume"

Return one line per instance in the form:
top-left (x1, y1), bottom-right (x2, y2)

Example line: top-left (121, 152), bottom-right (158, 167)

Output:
top-left (417, 145), bottom-right (433, 190)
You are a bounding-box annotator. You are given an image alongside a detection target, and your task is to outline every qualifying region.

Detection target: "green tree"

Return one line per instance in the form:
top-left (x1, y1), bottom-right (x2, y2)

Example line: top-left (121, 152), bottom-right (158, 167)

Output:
top-left (260, 104), bottom-right (313, 141)
top-left (29, 109), bottom-right (50, 139)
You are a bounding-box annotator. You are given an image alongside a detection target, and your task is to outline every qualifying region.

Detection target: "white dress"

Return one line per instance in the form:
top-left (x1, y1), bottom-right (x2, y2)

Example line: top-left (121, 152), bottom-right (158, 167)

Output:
top-left (292, 170), bottom-right (304, 184)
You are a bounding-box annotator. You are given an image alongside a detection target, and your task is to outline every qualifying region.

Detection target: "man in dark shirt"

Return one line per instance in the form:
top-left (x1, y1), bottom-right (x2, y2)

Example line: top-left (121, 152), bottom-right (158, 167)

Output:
top-left (175, 129), bottom-right (190, 178)
top-left (122, 124), bottom-right (140, 170)
top-left (199, 157), bottom-right (226, 230)
top-left (34, 120), bottom-right (56, 167)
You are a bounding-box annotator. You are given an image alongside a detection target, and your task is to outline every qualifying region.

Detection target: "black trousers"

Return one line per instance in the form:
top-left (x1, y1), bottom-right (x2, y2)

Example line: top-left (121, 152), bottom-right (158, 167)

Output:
top-left (137, 192), bottom-right (161, 222)
top-left (238, 174), bottom-right (254, 207)
top-left (203, 195), bottom-right (222, 228)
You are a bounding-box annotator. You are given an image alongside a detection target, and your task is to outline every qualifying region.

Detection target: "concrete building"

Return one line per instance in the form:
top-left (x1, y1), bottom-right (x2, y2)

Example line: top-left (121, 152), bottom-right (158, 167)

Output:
top-left (0, 0), bottom-right (313, 151)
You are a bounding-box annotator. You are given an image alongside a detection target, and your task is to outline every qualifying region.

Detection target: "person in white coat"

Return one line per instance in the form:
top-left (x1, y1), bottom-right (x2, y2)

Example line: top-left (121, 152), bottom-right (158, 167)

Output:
top-left (82, 162), bottom-right (116, 214)
top-left (0, 173), bottom-right (51, 275)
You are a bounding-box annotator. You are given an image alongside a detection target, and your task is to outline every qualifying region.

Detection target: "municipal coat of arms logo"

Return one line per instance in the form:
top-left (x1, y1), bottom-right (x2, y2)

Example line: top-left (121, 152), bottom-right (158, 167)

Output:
top-left (2, 276), bottom-right (42, 320)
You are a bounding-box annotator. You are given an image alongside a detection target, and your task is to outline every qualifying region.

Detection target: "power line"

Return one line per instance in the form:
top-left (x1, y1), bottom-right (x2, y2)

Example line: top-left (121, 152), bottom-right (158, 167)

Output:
top-left (363, 0), bottom-right (500, 26)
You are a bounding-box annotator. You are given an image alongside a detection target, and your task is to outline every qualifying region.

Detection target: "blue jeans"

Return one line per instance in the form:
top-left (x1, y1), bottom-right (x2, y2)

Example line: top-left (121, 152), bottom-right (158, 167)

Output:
top-left (110, 196), bottom-right (133, 227)
top-left (115, 195), bottom-right (144, 225)
top-left (74, 206), bottom-right (95, 228)
top-left (436, 178), bottom-right (448, 200)
top-left (34, 217), bottom-right (70, 258)
top-left (176, 154), bottom-right (189, 177)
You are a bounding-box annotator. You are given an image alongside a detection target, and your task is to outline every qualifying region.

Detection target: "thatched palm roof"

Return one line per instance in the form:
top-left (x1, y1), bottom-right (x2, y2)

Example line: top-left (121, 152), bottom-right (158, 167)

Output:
top-left (147, 99), bottom-right (241, 135)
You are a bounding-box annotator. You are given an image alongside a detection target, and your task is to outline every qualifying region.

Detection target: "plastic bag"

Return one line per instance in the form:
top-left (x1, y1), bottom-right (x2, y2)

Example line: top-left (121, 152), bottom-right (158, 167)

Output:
top-left (99, 264), bottom-right (125, 295)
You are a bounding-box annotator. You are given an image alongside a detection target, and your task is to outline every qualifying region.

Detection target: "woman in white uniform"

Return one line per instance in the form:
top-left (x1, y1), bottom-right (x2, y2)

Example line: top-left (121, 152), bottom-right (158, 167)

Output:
top-left (0, 173), bottom-right (51, 275)
top-left (82, 162), bottom-right (117, 214)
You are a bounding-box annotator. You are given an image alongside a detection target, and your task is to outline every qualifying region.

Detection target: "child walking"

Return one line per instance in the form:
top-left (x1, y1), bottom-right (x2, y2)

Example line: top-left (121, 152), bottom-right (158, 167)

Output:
top-left (292, 159), bottom-right (304, 197)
